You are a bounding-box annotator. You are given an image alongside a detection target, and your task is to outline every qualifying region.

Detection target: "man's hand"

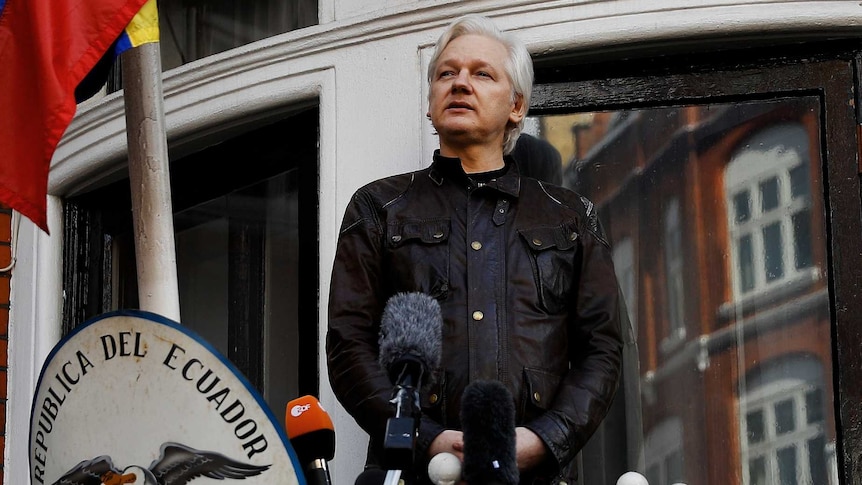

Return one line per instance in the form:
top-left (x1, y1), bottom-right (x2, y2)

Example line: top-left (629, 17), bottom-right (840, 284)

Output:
top-left (429, 429), bottom-right (465, 462)
top-left (515, 427), bottom-right (547, 471)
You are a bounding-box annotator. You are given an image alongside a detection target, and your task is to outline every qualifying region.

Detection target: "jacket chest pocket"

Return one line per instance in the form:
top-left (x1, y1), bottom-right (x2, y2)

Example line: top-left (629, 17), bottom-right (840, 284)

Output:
top-left (519, 223), bottom-right (579, 314)
top-left (385, 218), bottom-right (451, 299)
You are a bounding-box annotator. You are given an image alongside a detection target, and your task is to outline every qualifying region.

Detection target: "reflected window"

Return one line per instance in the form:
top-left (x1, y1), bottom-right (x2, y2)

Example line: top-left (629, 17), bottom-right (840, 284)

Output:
top-left (664, 198), bottom-right (685, 341)
top-left (613, 237), bottom-right (637, 334)
top-left (741, 356), bottom-right (830, 485)
top-left (725, 124), bottom-right (814, 299)
top-left (645, 417), bottom-right (686, 485)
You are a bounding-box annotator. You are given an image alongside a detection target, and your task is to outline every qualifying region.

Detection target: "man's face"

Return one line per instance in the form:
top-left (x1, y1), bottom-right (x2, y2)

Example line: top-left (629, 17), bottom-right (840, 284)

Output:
top-left (428, 34), bottom-right (525, 153)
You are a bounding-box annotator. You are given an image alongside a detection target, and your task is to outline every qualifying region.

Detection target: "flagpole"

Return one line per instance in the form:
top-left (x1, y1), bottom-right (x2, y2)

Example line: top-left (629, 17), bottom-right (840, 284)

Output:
top-left (121, 40), bottom-right (181, 322)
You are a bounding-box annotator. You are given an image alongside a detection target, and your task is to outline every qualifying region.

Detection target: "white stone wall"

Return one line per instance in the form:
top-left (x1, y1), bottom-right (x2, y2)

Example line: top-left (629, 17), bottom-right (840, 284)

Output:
top-left (8, 1), bottom-right (862, 483)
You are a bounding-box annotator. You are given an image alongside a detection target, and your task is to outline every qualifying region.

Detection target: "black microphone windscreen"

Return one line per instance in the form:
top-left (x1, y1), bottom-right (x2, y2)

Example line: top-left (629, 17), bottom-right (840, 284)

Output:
top-left (378, 292), bottom-right (442, 384)
top-left (460, 380), bottom-right (519, 485)
top-left (354, 468), bottom-right (387, 485)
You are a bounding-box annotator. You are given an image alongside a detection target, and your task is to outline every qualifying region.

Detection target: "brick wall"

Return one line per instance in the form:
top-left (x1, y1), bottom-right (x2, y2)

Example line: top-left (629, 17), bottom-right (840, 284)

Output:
top-left (0, 205), bottom-right (11, 485)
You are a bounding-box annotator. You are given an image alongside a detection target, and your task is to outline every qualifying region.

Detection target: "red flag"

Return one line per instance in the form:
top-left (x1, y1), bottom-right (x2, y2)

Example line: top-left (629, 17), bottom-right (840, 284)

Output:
top-left (0, 0), bottom-right (149, 233)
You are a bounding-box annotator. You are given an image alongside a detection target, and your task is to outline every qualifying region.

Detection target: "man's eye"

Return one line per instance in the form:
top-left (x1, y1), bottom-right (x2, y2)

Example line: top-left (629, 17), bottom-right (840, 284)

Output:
top-left (439, 71), bottom-right (456, 78)
top-left (476, 71), bottom-right (492, 78)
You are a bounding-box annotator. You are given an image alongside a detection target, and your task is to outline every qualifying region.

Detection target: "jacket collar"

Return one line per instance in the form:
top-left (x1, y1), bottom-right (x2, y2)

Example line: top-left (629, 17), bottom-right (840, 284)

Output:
top-left (428, 150), bottom-right (521, 197)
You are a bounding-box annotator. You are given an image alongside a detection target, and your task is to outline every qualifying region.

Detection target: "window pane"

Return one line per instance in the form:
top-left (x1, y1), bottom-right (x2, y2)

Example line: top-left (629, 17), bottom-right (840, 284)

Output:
top-left (159, 0), bottom-right (318, 69)
top-left (760, 177), bottom-right (780, 213)
top-left (749, 456), bottom-right (768, 485)
top-left (777, 446), bottom-right (798, 485)
top-left (806, 388), bottom-right (824, 424)
top-left (762, 222), bottom-right (785, 282)
top-left (734, 190), bottom-right (751, 224)
top-left (793, 209), bottom-right (814, 270)
top-left (747, 410), bottom-right (766, 444)
top-left (808, 436), bottom-right (828, 485)
top-left (790, 164), bottom-right (810, 200)
top-left (775, 398), bottom-right (796, 435)
top-left (739, 234), bottom-right (755, 292)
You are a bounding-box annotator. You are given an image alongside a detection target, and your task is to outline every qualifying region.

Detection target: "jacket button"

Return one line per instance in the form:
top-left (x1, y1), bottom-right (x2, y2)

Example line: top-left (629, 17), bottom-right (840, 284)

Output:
top-left (430, 393), bottom-right (439, 404)
top-left (532, 238), bottom-right (542, 246)
top-left (433, 231), bottom-right (444, 239)
top-left (472, 311), bottom-right (484, 321)
top-left (570, 232), bottom-right (577, 241)
top-left (471, 241), bottom-right (482, 250)
top-left (391, 235), bottom-right (402, 243)
top-left (533, 391), bottom-right (541, 402)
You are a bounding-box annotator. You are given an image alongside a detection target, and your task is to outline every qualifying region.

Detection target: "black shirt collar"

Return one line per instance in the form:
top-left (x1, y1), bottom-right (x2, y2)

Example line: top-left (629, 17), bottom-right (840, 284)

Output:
top-left (429, 150), bottom-right (521, 197)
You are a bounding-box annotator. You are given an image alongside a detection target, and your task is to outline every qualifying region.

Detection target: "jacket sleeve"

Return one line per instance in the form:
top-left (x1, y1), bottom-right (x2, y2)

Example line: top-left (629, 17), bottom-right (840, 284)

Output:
top-left (523, 210), bottom-right (624, 473)
top-left (326, 189), bottom-right (445, 461)
top-left (326, 190), bottom-right (395, 440)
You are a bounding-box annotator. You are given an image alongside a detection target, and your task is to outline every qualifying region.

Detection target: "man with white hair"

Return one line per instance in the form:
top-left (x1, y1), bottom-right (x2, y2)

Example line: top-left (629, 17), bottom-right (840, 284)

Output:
top-left (327, 15), bottom-right (623, 484)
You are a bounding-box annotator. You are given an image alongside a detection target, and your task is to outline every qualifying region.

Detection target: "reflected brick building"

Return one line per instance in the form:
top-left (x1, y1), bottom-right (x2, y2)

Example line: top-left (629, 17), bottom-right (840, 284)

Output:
top-left (537, 99), bottom-right (835, 484)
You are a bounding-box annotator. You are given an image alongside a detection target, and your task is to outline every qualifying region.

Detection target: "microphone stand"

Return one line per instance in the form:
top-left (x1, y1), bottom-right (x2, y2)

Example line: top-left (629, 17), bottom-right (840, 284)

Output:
top-left (382, 365), bottom-right (424, 480)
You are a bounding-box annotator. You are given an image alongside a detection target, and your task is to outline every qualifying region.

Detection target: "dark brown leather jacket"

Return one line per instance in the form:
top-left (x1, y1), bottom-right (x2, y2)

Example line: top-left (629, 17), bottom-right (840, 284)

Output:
top-left (327, 152), bottom-right (623, 484)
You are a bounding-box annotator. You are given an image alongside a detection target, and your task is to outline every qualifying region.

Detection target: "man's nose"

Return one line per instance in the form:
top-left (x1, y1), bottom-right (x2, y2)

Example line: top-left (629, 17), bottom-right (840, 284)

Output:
top-left (451, 70), bottom-right (472, 92)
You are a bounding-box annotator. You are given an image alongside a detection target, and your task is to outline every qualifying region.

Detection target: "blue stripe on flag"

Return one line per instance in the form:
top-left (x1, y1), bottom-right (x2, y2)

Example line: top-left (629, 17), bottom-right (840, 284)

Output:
top-left (115, 32), bottom-right (133, 56)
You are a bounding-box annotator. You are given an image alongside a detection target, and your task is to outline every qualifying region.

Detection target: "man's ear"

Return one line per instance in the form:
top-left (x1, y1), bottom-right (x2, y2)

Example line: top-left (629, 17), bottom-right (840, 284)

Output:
top-left (509, 93), bottom-right (526, 124)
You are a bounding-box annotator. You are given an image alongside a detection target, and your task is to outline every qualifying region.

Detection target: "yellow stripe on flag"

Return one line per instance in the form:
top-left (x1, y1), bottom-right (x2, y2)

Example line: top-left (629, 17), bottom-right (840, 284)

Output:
top-left (125, 0), bottom-right (159, 47)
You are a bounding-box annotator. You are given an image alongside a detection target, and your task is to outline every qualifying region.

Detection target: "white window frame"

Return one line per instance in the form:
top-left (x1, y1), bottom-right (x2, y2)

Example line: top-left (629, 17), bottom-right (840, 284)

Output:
top-left (739, 357), bottom-right (830, 485)
top-left (725, 123), bottom-right (813, 301)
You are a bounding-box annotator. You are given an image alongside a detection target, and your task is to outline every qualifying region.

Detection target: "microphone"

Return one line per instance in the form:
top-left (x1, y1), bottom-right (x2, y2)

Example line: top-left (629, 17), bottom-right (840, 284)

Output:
top-left (354, 468), bottom-right (387, 485)
top-left (379, 292), bottom-right (443, 388)
top-left (428, 452), bottom-right (462, 485)
top-left (377, 292), bottom-right (443, 471)
top-left (285, 395), bottom-right (335, 485)
top-left (460, 380), bottom-right (519, 485)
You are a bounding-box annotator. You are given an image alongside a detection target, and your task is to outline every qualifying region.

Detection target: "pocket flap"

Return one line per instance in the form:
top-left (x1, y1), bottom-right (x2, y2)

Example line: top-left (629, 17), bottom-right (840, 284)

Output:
top-left (519, 223), bottom-right (578, 252)
top-left (523, 367), bottom-right (563, 410)
top-left (421, 368), bottom-right (446, 409)
top-left (388, 219), bottom-right (450, 247)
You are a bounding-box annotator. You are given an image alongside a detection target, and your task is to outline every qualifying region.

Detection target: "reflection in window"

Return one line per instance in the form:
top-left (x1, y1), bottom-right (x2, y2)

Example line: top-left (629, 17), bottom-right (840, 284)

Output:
top-left (644, 417), bottom-right (685, 485)
top-left (664, 198), bottom-right (685, 340)
top-left (741, 356), bottom-right (830, 485)
top-left (528, 99), bottom-right (832, 485)
top-left (159, 0), bottom-right (318, 69)
top-left (725, 123), bottom-right (814, 298)
top-left (613, 237), bottom-right (638, 334)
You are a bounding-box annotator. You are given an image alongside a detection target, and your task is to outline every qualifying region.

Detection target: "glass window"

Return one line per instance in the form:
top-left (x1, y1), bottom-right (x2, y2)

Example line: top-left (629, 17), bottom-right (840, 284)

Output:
top-left (613, 237), bottom-right (638, 334)
top-left (775, 399), bottom-right (796, 435)
top-left (735, 190), bottom-right (752, 224)
top-left (159, 0), bottom-right (318, 69)
top-left (664, 198), bottom-right (685, 340)
top-left (526, 96), bottom-right (834, 485)
top-left (749, 455), bottom-right (769, 485)
top-left (748, 410), bottom-right (766, 444)
top-left (777, 446), bottom-right (798, 485)
top-left (725, 123), bottom-right (814, 297)
top-left (760, 177), bottom-right (780, 213)
top-left (62, 108), bottom-right (320, 429)
top-left (762, 221), bottom-right (784, 282)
